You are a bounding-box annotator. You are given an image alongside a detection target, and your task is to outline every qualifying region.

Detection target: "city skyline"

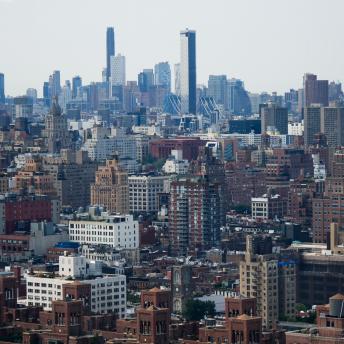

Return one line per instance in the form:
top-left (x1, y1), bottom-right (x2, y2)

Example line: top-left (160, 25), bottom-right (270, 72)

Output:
top-left (1, 0), bottom-right (344, 96)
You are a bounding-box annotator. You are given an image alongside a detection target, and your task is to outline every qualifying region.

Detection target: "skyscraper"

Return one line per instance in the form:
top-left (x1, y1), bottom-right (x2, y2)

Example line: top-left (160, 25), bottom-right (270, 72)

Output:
top-left (260, 102), bottom-right (288, 134)
top-left (320, 106), bottom-right (344, 147)
top-left (0, 73), bottom-right (4, 104)
top-left (49, 70), bottom-right (61, 98)
top-left (138, 69), bottom-right (154, 92)
top-left (207, 75), bottom-right (227, 106)
top-left (14, 96), bottom-right (33, 118)
top-left (43, 81), bottom-right (50, 107)
top-left (227, 78), bottom-right (252, 115)
top-left (106, 27), bottom-right (115, 82)
top-left (154, 62), bottom-right (171, 92)
top-left (180, 29), bottom-right (196, 114)
top-left (303, 73), bottom-right (329, 107)
top-left (303, 105), bottom-right (321, 146)
top-left (26, 88), bottom-right (37, 102)
top-left (174, 63), bottom-right (180, 96)
top-left (72, 76), bottom-right (82, 98)
top-left (110, 54), bottom-right (126, 86)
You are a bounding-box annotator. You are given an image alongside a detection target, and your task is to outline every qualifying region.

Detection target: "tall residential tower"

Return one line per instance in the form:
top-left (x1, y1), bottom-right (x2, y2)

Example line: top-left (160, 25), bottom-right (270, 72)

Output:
top-left (180, 29), bottom-right (196, 114)
top-left (106, 27), bottom-right (115, 82)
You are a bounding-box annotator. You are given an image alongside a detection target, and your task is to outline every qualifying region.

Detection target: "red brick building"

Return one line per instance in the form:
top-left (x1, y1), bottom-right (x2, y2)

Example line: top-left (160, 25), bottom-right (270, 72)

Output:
top-left (149, 137), bottom-right (204, 161)
top-left (0, 194), bottom-right (53, 234)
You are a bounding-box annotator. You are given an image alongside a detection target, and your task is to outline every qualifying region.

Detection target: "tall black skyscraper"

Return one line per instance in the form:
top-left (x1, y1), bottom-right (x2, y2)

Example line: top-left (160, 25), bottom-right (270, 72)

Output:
top-left (106, 27), bottom-right (115, 82)
top-left (180, 29), bottom-right (196, 114)
top-left (0, 73), bottom-right (5, 104)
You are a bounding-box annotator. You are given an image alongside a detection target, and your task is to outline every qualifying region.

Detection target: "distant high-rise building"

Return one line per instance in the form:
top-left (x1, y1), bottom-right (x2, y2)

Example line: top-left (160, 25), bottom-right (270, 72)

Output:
top-left (284, 89), bottom-right (298, 113)
top-left (14, 96), bottom-right (33, 119)
top-left (297, 88), bottom-right (304, 113)
top-left (106, 27), bottom-right (115, 82)
top-left (180, 29), bottom-right (196, 114)
top-left (261, 102), bottom-right (288, 134)
top-left (72, 76), bottom-right (82, 98)
top-left (328, 81), bottom-right (343, 102)
top-left (110, 54), bottom-right (126, 86)
top-left (303, 73), bottom-right (329, 107)
top-left (320, 106), bottom-right (344, 147)
top-left (26, 88), bottom-right (37, 103)
top-left (208, 75), bottom-right (227, 106)
top-left (154, 62), bottom-right (171, 92)
top-left (59, 81), bottom-right (72, 111)
top-left (0, 73), bottom-right (5, 104)
top-left (227, 78), bottom-right (252, 115)
top-left (48, 70), bottom-right (61, 100)
top-left (43, 81), bottom-right (50, 107)
top-left (138, 69), bottom-right (154, 92)
top-left (174, 63), bottom-right (181, 96)
top-left (303, 105), bottom-right (321, 146)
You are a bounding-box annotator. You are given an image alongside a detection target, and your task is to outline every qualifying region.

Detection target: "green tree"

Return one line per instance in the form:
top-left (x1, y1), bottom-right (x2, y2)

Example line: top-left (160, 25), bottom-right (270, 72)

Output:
top-left (183, 299), bottom-right (216, 321)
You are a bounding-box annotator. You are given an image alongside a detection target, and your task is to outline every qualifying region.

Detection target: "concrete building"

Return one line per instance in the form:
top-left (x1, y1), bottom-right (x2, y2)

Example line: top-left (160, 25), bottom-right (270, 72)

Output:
top-left (261, 102), bottom-right (288, 135)
top-left (13, 96), bottom-right (33, 119)
top-left (25, 254), bottom-right (126, 317)
top-left (69, 214), bottom-right (139, 249)
top-left (313, 150), bottom-right (344, 242)
top-left (128, 174), bottom-right (169, 213)
top-left (169, 176), bottom-right (223, 256)
top-left (320, 106), bottom-right (344, 147)
top-left (91, 159), bottom-right (129, 214)
top-left (288, 121), bottom-right (304, 136)
top-left (303, 73), bottom-right (329, 107)
top-left (154, 61), bottom-right (171, 92)
top-left (162, 149), bottom-right (189, 174)
top-left (240, 236), bottom-right (296, 329)
top-left (304, 105), bottom-right (321, 147)
top-left (208, 75), bottom-right (227, 106)
top-left (42, 150), bottom-right (97, 209)
top-left (251, 194), bottom-right (287, 220)
top-left (110, 53), bottom-right (126, 86)
top-left (180, 29), bottom-right (196, 114)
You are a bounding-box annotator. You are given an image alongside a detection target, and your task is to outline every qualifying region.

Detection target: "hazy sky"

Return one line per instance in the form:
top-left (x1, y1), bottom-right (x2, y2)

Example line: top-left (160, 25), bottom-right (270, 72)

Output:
top-left (1, 0), bottom-right (343, 96)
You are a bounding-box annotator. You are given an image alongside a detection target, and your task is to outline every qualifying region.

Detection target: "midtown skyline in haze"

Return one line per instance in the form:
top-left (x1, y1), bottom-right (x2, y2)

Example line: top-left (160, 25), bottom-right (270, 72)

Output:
top-left (1, 0), bottom-right (344, 96)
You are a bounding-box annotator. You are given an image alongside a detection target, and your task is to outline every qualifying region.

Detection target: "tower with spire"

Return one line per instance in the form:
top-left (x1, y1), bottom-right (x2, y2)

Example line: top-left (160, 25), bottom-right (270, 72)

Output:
top-left (43, 97), bottom-right (71, 153)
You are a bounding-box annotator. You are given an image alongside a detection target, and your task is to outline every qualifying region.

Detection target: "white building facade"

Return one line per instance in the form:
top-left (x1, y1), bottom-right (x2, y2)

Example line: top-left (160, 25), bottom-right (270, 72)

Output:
top-left (25, 255), bottom-right (126, 317)
top-left (69, 214), bottom-right (139, 249)
top-left (128, 175), bottom-right (170, 212)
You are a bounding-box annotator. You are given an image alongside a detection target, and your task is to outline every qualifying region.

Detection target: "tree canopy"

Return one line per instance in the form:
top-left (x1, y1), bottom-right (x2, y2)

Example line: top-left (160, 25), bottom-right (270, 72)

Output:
top-left (183, 299), bottom-right (216, 321)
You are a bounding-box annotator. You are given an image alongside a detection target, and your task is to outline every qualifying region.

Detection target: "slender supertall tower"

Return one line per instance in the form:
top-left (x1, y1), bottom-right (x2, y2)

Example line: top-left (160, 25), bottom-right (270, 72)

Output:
top-left (106, 27), bottom-right (115, 82)
top-left (180, 29), bottom-right (196, 114)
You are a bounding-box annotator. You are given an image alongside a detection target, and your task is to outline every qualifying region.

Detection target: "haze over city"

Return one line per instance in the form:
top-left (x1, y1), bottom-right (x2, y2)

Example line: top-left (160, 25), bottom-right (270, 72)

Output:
top-left (1, 1), bottom-right (344, 344)
top-left (1, 0), bottom-right (344, 95)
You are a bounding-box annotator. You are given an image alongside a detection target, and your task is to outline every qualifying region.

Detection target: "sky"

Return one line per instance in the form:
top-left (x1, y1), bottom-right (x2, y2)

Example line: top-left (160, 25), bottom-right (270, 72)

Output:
top-left (0, 0), bottom-right (343, 97)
